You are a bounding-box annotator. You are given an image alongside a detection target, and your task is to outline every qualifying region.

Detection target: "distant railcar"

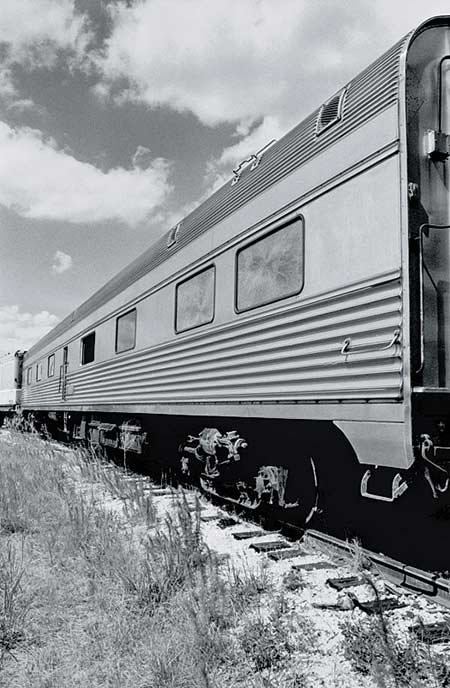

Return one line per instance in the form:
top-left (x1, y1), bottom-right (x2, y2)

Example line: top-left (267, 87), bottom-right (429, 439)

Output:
top-left (7, 16), bottom-right (450, 569)
top-left (0, 351), bottom-right (24, 423)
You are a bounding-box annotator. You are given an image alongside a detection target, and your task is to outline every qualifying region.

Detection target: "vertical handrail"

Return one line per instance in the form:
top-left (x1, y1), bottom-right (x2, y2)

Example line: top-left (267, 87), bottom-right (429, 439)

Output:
top-left (438, 55), bottom-right (450, 133)
top-left (59, 363), bottom-right (67, 400)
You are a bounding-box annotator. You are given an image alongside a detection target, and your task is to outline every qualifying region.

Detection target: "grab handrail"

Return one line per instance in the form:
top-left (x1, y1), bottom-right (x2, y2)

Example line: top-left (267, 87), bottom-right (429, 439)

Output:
top-left (340, 329), bottom-right (400, 357)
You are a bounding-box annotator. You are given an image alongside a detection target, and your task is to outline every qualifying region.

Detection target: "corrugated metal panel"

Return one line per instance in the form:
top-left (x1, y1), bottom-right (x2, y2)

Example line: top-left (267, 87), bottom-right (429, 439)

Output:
top-left (0, 390), bottom-right (20, 407)
top-left (26, 33), bottom-right (410, 359)
top-left (23, 279), bottom-right (403, 408)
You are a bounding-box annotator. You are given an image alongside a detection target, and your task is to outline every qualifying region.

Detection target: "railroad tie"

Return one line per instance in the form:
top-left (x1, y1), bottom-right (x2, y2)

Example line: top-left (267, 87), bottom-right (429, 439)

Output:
top-left (292, 560), bottom-right (337, 572)
top-left (346, 593), bottom-right (405, 613)
top-left (250, 540), bottom-right (291, 553)
top-left (233, 530), bottom-right (276, 540)
top-left (268, 547), bottom-right (306, 561)
top-left (409, 621), bottom-right (450, 644)
top-left (217, 517), bottom-right (240, 528)
top-left (327, 575), bottom-right (365, 590)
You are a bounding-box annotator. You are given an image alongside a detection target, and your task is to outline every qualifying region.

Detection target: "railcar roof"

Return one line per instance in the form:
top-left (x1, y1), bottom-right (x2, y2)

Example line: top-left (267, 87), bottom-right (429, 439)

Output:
top-left (27, 20), bottom-right (432, 359)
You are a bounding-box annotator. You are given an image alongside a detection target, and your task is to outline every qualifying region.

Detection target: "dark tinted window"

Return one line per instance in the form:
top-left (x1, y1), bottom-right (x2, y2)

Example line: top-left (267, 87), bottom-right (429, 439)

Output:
top-left (236, 217), bottom-right (304, 312)
top-left (115, 309), bottom-right (137, 354)
top-left (176, 266), bottom-right (215, 333)
top-left (27, 367), bottom-right (32, 385)
top-left (81, 332), bottom-right (95, 365)
top-left (47, 354), bottom-right (55, 377)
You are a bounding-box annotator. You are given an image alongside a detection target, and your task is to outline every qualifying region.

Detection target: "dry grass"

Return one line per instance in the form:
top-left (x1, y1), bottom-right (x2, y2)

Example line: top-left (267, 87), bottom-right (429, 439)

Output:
top-left (339, 568), bottom-right (450, 688)
top-left (6, 428), bottom-right (449, 688)
top-left (0, 429), bottom-right (317, 687)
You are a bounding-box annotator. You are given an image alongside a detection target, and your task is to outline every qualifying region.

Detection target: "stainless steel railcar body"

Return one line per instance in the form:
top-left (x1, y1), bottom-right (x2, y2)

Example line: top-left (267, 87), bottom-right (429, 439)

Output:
top-left (0, 352), bottom-right (23, 414)
top-left (20, 17), bottom-right (450, 516)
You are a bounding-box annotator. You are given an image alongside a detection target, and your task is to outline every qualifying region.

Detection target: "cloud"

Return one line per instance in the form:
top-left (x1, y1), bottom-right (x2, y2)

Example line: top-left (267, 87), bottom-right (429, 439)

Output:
top-left (203, 116), bottom-right (285, 193)
top-left (0, 67), bottom-right (18, 101)
top-left (0, 1), bottom-right (88, 111)
top-left (0, 67), bottom-right (41, 114)
top-left (0, 0), bottom-right (91, 69)
top-left (95, 0), bottom-right (383, 128)
top-left (132, 145), bottom-right (153, 169)
top-left (52, 250), bottom-right (73, 274)
top-left (217, 117), bottom-right (283, 168)
top-left (94, 0), bottom-right (450, 201)
top-left (0, 305), bottom-right (59, 354)
top-left (0, 123), bottom-right (172, 225)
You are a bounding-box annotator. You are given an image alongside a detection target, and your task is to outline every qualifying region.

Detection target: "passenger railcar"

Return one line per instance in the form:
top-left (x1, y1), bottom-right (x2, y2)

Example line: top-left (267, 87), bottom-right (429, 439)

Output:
top-left (8, 16), bottom-right (450, 569)
top-left (0, 352), bottom-right (23, 424)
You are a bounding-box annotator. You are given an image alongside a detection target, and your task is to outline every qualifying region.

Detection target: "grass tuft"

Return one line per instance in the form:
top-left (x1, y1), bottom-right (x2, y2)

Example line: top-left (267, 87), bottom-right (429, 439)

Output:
top-left (340, 575), bottom-right (450, 687)
top-left (0, 430), bottom-right (321, 687)
top-left (0, 538), bottom-right (35, 664)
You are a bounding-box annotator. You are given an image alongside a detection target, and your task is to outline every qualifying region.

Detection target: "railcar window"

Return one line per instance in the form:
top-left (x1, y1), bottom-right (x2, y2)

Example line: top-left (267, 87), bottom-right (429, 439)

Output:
top-left (47, 354), bottom-right (55, 377)
top-left (236, 217), bottom-right (304, 312)
top-left (116, 309), bottom-right (137, 353)
top-left (175, 266), bottom-right (215, 333)
top-left (36, 363), bottom-right (42, 381)
top-left (81, 332), bottom-right (96, 365)
top-left (26, 367), bottom-right (31, 385)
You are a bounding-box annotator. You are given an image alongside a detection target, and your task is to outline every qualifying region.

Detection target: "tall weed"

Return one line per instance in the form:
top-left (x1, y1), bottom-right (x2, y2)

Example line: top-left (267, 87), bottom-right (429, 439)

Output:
top-left (0, 539), bottom-right (34, 663)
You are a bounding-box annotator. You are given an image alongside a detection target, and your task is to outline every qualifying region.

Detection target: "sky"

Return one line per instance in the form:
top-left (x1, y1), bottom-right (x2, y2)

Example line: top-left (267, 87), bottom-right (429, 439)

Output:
top-left (0, 0), bottom-right (449, 355)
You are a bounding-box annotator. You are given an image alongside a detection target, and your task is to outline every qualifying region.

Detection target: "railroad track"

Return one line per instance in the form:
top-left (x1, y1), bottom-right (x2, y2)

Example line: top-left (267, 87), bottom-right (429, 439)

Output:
top-left (4, 426), bottom-right (450, 670)
top-left (184, 496), bottom-right (450, 656)
top-left (186, 478), bottom-right (450, 613)
top-left (306, 529), bottom-right (450, 610)
top-left (63, 433), bottom-right (450, 615)
top-left (199, 505), bottom-right (450, 611)
top-left (9, 427), bottom-right (450, 623)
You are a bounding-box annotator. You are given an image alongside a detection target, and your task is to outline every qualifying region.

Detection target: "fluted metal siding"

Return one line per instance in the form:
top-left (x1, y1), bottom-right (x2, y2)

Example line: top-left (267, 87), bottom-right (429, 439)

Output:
top-left (26, 33), bottom-right (410, 359)
top-left (23, 278), bottom-right (403, 408)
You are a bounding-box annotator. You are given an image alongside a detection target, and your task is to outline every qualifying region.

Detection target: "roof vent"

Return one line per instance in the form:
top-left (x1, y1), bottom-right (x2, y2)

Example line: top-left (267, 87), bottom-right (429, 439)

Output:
top-left (167, 222), bottom-right (181, 249)
top-left (315, 88), bottom-right (347, 136)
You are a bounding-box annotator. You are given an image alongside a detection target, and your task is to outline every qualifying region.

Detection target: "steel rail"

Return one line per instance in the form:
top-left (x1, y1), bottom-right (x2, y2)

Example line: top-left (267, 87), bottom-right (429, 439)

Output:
top-left (307, 528), bottom-right (450, 609)
top-left (14, 426), bottom-right (450, 611)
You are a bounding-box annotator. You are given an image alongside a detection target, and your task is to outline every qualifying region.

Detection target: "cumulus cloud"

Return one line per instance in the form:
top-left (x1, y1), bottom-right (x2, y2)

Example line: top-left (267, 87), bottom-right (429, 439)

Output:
top-left (93, 0), bottom-right (450, 199)
top-left (0, 123), bottom-right (172, 225)
top-left (52, 250), bottom-right (73, 274)
top-left (0, 0), bottom-right (90, 69)
top-left (0, 67), bottom-right (18, 101)
top-left (218, 117), bottom-right (283, 167)
top-left (132, 145), bottom-right (153, 169)
top-left (95, 0), bottom-right (381, 128)
top-left (203, 116), bottom-right (284, 193)
top-left (0, 1), bottom-right (89, 110)
top-left (0, 306), bottom-right (59, 354)
top-left (0, 67), bottom-right (41, 114)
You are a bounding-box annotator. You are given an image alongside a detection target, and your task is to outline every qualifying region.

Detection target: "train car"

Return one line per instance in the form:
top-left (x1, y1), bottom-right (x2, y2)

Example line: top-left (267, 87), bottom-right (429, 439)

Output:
top-left (17, 16), bottom-right (450, 570)
top-left (0, 351), bottom-right (24, 424)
